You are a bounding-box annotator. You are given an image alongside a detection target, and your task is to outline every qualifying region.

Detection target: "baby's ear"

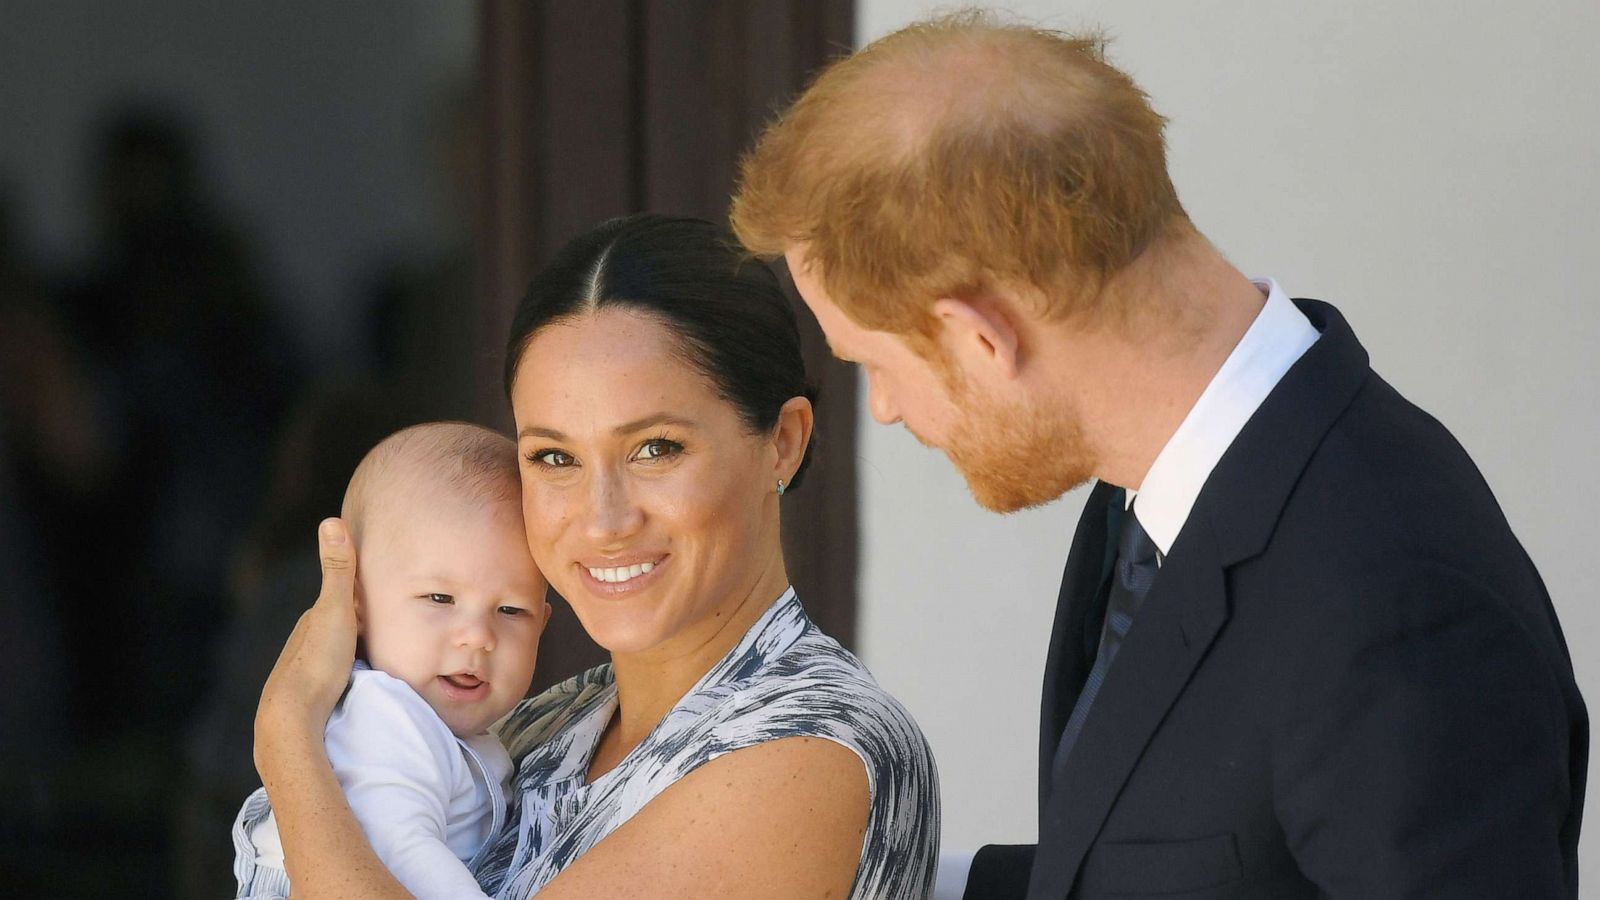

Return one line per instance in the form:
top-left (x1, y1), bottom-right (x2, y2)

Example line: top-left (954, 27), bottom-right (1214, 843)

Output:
top-left (352, 576), bottom-right (368, 632)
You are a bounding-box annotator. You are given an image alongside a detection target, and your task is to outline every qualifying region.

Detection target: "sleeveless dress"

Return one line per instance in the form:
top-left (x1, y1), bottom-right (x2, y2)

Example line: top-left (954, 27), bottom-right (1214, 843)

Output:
top-left (472, 588), bottom-right (940, 899)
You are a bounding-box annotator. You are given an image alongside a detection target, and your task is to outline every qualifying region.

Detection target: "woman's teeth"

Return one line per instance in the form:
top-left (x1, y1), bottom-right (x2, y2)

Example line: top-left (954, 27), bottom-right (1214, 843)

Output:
top-left (588, 561), bottom-right (655, 583)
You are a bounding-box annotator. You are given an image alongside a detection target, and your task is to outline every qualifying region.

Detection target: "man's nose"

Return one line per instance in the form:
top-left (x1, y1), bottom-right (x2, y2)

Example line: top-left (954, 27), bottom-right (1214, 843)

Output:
top-left (867, 373), bottom-right (901, 425)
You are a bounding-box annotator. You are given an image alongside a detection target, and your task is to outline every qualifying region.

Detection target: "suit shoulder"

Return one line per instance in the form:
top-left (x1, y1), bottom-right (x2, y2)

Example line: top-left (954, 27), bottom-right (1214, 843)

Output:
top-left (1280, 373), bottom-right (1525, 580)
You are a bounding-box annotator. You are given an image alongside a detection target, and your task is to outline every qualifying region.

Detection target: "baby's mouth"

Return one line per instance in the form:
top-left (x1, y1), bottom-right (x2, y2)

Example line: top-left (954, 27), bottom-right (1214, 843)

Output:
top-left (443, 673), bottom-right (485, 690)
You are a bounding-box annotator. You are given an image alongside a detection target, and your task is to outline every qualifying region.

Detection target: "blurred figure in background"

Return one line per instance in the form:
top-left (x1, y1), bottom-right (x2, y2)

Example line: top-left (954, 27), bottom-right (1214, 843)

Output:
top-left (65, 105), bottom-right (301, 733)
top-left (3, 103), bottom-right (304, 893)
top-left (0, 188), bottom-right (75, 894)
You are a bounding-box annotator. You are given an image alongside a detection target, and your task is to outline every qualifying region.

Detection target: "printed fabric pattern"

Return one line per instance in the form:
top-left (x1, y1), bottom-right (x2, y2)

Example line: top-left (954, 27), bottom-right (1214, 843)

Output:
top-left (472, 588), bottom-right (940, 899)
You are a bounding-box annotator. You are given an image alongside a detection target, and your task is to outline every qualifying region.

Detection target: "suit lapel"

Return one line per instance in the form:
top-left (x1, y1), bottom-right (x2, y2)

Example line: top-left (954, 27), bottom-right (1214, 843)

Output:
top-left (1037, 481), bottom-right (1120, 818)
top-left (1028, 523), bottom-right (1231, 899)
top-left (1024, 298), bottom-right (1374, 898)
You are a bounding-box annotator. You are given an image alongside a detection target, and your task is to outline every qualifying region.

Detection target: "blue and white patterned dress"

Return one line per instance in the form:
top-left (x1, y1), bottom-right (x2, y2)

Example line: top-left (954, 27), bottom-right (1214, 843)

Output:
top-left (473, 587), bottom-right (940, 899)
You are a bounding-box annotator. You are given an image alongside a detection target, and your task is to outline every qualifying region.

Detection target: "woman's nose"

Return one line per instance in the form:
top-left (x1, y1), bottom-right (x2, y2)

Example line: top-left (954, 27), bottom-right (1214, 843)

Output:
top-left (583, 468), bottom-right (644, 544)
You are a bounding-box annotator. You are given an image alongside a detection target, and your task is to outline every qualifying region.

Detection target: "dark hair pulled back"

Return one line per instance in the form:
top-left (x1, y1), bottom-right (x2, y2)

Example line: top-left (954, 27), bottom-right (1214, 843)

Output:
top-left (504, 214), bottom-right (819, 490)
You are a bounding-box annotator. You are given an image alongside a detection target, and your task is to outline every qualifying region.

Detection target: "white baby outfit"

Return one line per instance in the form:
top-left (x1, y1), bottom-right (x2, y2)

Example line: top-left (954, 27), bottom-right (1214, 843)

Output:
top-left (231, 662), bottom-right (512, 899)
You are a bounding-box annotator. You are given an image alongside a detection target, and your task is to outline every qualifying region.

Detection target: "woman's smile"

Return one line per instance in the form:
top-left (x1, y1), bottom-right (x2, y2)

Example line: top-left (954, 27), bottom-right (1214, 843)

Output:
top-left (577, 555), bottom-right (669, 595)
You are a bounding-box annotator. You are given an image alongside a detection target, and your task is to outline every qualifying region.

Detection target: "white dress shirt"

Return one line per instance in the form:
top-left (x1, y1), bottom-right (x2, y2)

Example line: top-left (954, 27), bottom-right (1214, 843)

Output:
top-left (1127, 278), bottom-right (1320, 557)
top-left (933, 278), bottom-right (1319, 900)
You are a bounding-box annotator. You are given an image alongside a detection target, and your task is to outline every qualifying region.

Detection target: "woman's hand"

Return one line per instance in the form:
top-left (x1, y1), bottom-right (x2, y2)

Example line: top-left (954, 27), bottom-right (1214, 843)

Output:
top-left (248, 518), bottom-right (416, 899)
top-left (254, 518), bottom-right (359, 777)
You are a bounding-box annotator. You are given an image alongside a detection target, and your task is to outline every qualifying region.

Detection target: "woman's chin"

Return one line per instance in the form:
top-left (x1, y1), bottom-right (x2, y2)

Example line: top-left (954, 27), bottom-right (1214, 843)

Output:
top-left (565, 602), bottom-right (670, 656)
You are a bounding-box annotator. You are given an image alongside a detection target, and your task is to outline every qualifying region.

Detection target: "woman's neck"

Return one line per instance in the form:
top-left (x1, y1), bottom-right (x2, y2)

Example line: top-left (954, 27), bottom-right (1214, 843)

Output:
top-left (590, 558), bottom-right (791, 779)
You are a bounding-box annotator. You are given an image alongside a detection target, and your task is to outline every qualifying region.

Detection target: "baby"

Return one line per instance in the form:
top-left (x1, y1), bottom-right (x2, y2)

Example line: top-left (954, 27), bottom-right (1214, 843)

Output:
top-left (232, 421), bottom-right (549, 899)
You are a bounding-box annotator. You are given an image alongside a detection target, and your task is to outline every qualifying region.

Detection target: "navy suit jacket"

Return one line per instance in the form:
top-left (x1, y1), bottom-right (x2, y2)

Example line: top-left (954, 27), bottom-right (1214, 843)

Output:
top-left (965, 300), bottom-right (1586, 899)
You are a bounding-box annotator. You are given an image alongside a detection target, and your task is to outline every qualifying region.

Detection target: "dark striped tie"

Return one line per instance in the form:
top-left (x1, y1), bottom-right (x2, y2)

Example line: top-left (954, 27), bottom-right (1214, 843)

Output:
top-left (1052, 505), bottom-right (1160, 777)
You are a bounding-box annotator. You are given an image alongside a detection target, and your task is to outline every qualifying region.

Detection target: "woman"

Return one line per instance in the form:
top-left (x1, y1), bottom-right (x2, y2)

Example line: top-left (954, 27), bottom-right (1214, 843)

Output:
top-left (252, 214), bottom-right (940, 898)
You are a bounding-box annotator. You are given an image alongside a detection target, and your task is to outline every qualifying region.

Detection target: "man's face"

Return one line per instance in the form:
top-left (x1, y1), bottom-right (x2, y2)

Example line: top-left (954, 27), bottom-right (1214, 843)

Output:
top-left (786, 249), bottom-right (1094, 512)
top-left (785, 249), bottom-right (961, 442)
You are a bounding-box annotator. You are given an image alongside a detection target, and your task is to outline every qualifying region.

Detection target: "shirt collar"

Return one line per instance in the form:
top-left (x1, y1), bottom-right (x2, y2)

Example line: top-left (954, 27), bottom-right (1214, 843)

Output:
top-left (1127, 278), bottom-right (1320, 557)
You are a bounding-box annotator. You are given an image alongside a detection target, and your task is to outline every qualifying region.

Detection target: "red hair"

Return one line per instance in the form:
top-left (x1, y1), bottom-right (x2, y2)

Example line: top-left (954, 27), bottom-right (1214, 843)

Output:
top-left (732, 11), bottom-right (1191, 333)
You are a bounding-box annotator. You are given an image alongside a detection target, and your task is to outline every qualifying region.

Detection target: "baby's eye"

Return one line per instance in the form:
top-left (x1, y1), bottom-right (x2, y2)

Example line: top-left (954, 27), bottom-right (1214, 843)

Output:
top-left (425, 593), bottom-right (454, 605)
top-left (497, 605), bottom-right (527, 617)
top-left (636, 439), bottom-right (683, 461)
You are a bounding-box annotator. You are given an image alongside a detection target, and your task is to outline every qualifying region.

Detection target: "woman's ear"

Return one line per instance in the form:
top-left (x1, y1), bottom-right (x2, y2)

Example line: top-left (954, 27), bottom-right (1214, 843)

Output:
top-left (932, 294), bottom-right (1023, 380)
top-left (771, 395), bottom-right (815, 485)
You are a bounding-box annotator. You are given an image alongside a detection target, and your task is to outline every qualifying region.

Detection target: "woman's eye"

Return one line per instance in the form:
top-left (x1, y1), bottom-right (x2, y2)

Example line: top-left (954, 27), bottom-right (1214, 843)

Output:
top-left (636, 439), bottom-right (683, 461)
top-left (425, 593), bottom-right (454, 605)
top-left (528, 449), bottom-right (575, 468)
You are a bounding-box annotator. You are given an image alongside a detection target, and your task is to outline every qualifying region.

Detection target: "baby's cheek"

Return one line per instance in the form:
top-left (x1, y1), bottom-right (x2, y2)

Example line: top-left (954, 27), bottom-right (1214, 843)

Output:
top-left (504, 633), bottom-right (543, 689)
top-left (361, 624), bottom-right (424, 690)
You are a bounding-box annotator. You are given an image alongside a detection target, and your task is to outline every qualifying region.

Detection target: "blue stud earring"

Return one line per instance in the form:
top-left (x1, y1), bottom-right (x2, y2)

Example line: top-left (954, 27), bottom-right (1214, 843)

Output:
top-left (776, 479), bottom-right (787, 497)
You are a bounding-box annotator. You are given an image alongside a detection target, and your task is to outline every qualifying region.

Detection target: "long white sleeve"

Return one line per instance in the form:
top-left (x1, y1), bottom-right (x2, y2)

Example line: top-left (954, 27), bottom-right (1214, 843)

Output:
top-left (324, 669), bottom-right (497, 900)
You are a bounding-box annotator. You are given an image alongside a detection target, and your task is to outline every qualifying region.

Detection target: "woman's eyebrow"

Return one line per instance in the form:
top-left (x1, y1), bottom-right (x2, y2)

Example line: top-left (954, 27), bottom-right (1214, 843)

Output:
top-left (518, 425), bottom-right (566, 441)
top-left (613, 414), bottom-right (698, 436)
top-left (517, 415), bottom-right (699, 442)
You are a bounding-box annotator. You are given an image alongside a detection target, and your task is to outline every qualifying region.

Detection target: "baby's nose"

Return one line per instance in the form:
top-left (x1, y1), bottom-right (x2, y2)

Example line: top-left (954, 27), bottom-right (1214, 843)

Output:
top-left (455, 617), bottom-right (496, 651)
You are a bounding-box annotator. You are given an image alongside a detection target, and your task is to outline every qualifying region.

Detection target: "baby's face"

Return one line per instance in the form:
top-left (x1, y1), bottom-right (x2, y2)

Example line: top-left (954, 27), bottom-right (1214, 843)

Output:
top-left (356, 497), bottom-right (549, 737)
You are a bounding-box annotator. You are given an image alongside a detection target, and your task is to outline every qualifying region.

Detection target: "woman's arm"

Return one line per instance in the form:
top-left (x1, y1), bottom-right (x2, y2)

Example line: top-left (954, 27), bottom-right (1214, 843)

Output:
top-left (252, 519), bottom-right (412, 900)
top-left (535, 735), bottom-right (871, 899)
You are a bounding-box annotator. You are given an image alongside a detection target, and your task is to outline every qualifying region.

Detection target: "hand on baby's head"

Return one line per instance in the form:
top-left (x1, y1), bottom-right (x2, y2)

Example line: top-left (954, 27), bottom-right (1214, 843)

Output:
top-left (342, 422), bottom-right (549, 737)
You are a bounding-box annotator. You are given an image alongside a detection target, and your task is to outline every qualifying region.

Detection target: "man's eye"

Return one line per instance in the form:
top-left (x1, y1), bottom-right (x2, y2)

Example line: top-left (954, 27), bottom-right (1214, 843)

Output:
top-left (425, 593), bottom-right (454, 605)
top-left (637, 439), bottom-right (683, 461)
top-left (528, 449), bottom-right (575, 468)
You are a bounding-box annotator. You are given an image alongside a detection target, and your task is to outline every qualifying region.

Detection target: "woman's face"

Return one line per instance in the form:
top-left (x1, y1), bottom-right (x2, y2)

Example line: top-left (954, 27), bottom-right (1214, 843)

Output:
top-left (510, 308), bottom-right (787, 658)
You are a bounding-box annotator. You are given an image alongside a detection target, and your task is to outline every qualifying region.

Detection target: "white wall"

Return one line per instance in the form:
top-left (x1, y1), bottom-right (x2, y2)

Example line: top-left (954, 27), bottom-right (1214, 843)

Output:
top-left (853, 0), bottom-right (1600, 879)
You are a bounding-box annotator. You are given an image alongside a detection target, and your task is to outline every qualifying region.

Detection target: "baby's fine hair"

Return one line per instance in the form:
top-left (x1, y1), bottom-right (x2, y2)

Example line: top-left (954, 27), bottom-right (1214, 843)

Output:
top-left (341, 421), bottom-right (521, 540)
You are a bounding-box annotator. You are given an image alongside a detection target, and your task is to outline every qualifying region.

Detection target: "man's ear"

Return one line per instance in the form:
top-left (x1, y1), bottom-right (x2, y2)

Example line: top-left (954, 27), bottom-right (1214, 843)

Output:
top-left (932, 295), bottom-right (1023, 380)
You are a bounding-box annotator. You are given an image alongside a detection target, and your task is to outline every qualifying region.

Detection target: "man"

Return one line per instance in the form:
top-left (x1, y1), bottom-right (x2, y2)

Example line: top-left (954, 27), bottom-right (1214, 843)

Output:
top-left (731, 12), bottom-right (1585, 900)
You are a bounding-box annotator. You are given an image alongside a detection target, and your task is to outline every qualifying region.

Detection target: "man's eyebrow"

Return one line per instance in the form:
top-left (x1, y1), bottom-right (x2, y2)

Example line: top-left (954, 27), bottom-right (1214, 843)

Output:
top-left (516, 414), bottom-right (699, 442)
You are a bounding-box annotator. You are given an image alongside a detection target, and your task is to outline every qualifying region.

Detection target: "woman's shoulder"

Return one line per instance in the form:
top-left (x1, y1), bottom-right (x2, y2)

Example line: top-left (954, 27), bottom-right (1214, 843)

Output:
top-left (495, 663), bottom-right (615, 758)
top-left (706, 624), bottom-right (933, 765)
